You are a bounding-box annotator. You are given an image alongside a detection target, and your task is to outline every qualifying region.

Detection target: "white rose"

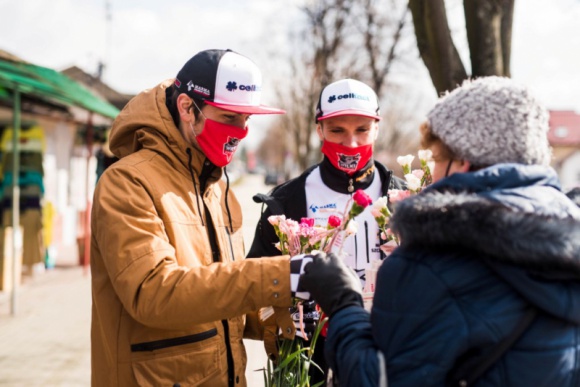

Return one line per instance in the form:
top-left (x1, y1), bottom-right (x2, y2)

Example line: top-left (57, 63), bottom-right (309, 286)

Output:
top-left (396, 155), bottom-right (415, 168)
top-left (345, 219), bottom-right (358, 236)
top-left (428, 161), bottom-right (435, 174)
top-left (418, 149), bottom-right (433, 162)
top-left (372, 196), bottom-right (388, 211)
top-left (404, 173), bottom-right (422, 192)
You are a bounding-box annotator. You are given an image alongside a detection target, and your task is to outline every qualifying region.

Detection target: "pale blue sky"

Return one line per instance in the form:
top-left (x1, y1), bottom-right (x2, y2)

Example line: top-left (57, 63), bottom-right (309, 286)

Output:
top-left (1, 0), bottom-right (579, 127)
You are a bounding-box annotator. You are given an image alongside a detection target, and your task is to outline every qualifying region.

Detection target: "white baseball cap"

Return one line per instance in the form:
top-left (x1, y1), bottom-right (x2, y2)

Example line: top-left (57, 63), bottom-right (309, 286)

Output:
top-left (315, 79), bottom-right (381, 122)
top-left (175, 49), bottom-right (285, 115)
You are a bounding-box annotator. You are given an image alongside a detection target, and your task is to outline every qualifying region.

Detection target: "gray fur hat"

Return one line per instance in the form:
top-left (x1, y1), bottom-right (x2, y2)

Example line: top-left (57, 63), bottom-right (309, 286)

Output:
top-left (427, 76), bottom-right (552, 167)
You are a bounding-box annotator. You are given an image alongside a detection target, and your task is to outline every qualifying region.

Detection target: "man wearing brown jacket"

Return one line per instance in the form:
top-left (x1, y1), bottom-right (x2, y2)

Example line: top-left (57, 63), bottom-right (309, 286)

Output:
top-left (90, 49), bottom-right (309, 386)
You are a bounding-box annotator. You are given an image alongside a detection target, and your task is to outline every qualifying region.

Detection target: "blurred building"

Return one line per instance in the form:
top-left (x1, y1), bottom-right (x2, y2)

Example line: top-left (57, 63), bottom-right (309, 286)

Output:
top-left (548, 110), bottom-right (580, 190)
top-left (0, 48), bottom-right (120, 289)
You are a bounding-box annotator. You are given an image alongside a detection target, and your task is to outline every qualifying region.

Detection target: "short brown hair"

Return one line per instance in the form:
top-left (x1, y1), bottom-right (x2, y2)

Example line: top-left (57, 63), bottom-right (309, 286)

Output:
top-left (165, 84), bottom-right (206, 127)
top-left (419, 121), bottom-right (455, 161)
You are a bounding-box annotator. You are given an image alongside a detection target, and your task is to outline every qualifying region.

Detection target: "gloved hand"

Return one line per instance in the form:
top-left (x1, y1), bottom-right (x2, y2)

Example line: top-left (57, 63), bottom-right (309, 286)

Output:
top-left (289, 253), bottom-right (316, 300)
top-left (291, 300), bottom-right (320, 340)
top-left (300, 252), bottom-right (363, 317)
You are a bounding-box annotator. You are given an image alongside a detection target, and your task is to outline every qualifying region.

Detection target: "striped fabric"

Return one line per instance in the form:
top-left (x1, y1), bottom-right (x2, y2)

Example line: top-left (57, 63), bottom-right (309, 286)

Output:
top-left (290, 254), bottom-right (314, 300)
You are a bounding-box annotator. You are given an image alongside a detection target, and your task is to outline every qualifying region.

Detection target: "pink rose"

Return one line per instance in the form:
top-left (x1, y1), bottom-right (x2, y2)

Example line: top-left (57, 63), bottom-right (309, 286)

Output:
top-left (388, 189), bottom-right (411, 203)
top-left (299, 223), bottom-right (316, 237)
top-left (327, 215), bottom-right (342, 228)
top-left (352, 189), bottom-right (373, 208)
top-left (268, 215), bottom-right (286, 226)
top-left (300, 217), bottom-right (315, 227)
top-left (412, 169), bottom-right (424, 180)
top-left (379, 240), bottom-right (399, 255)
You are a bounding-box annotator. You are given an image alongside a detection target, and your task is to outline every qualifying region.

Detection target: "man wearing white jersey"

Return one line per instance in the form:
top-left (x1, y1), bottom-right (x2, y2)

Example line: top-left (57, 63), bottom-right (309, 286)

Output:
top-left (247, 78), bottom-right (405, 385)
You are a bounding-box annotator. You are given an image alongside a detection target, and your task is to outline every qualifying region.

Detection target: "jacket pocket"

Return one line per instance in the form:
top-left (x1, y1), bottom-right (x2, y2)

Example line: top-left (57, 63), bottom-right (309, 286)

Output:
top-left (131, 329), bottom-right (221, 386)
top-left (131, 329), bottom-right (217, 352)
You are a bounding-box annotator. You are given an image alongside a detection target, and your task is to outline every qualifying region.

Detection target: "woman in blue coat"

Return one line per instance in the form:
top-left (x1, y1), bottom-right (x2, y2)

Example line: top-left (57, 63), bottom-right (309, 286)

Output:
top-left (300, 76), bottom-right (580, 386)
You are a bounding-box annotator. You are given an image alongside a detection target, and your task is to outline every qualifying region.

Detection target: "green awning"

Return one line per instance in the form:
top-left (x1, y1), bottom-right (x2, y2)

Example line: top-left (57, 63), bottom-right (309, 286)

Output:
top-left (0, 59), bottom-right (119, 119)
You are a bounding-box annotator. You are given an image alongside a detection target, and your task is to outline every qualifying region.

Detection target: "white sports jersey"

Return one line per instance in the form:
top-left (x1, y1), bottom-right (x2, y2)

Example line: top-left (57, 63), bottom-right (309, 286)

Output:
top-left (305, 167), bottom-right (383, 283)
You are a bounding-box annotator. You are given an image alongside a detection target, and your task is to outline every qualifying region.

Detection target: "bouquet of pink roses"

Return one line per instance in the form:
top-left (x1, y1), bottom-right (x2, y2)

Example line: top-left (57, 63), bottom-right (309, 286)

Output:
top-left (268, 189), bottom-right (372, 257)
top-left (261, 189), bottom-right (373, 387)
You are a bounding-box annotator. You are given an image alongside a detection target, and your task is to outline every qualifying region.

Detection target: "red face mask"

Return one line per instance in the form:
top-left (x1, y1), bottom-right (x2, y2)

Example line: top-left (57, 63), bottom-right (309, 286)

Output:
top-left (191, 118), bottom-right (248, 167)
top-left (321, 140), bottom-right (373, 175)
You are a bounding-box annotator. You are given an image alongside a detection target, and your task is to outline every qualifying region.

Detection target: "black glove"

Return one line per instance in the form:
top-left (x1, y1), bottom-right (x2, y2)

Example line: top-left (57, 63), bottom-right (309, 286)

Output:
top-left (291, 300), bottom-right (320, 340)
top-left (300, 252), bottom-right (363, 317)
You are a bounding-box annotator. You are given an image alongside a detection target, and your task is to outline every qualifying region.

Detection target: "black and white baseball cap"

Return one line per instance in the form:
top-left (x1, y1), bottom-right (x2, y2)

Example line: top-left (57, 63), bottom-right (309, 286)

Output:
top-left (315, 79), bottom-right (381, 122)
top-left (175, 49), bottom-right (285, 115)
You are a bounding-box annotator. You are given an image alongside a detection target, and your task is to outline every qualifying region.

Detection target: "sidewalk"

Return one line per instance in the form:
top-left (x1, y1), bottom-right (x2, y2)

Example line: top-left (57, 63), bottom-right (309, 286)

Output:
top-left (0, 173), bottom-right (272, 386)
top-left (0, 264), bottom-right (91, 386)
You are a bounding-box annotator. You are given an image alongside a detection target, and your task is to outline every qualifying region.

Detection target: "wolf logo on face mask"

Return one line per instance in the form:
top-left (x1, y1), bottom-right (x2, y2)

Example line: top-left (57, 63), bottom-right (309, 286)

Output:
top-left (191, 118), bottom-right (248, 167)
top-left (223, 137), bottom-right (241, 161)
top-left (321, 140), bottom-right (373, 175)
top-left (338, 153), bottom-right (361, 171)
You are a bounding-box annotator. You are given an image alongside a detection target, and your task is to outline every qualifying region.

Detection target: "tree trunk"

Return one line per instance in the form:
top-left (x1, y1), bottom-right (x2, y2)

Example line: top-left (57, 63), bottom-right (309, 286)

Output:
top-left (409, 0), bottom-right (467, 94)
top-left (464, 0), bottom-right (504, 76)
top-left (500, 0), bottom-right (515, 77)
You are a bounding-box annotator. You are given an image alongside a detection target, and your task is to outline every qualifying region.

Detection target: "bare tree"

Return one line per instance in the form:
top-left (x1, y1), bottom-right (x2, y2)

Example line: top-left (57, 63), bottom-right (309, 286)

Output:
top-left (259, 0), bottom-right (417, 173)
top-left (408, 0), bottom-right (515, 94)
top-left (352, 0), bottom-right (421, 162)
top-left (262, 0), bottom-right (355, 173)
top-left (356, 0), bottom-right (410, 95)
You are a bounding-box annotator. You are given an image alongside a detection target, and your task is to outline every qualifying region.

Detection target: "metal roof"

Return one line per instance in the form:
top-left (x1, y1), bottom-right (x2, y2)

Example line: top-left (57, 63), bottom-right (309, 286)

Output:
top-left (0, 58), bottom-right (119, 119)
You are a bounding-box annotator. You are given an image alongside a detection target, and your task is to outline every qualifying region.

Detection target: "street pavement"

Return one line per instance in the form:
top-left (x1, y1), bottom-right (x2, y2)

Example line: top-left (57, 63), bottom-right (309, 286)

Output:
top-left (0, 173), bottom-right (275, 386)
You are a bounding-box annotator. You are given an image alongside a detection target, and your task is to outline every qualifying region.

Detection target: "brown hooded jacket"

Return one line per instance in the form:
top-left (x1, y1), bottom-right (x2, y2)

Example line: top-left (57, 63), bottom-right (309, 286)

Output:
top-left (90, 80), bottom-right (293, 386)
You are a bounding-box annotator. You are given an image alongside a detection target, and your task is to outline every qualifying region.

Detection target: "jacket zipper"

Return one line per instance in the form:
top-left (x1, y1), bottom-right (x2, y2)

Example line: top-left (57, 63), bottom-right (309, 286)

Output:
top-left (222, 319), bottom-right (235, 386)
top-left (199, 167), bottom-right (235, 387)
top-left (131, 328), bottom-right (217, 352)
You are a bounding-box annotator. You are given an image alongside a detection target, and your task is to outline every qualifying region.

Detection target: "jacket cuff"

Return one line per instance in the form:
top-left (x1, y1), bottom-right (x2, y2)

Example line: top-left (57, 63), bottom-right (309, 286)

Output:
top-left (260, 255), bottom-right (292, 308)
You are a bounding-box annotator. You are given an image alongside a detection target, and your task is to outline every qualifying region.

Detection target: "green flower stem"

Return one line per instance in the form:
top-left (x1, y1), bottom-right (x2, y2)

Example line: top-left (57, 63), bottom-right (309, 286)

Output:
top-left (263, 317), bottom-right (328, 387)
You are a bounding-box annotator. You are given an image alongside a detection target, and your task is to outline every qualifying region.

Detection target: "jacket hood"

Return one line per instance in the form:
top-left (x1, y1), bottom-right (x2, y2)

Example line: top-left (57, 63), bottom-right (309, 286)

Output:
top-left (391, 163), bottom-right (580, 322)
top-left (108, 80), bottom-right (210, 177)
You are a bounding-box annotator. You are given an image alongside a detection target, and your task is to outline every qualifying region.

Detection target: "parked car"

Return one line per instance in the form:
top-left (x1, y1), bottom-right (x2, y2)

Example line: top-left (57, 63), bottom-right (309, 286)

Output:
top-left (264, 171), bottom-right (282, 186)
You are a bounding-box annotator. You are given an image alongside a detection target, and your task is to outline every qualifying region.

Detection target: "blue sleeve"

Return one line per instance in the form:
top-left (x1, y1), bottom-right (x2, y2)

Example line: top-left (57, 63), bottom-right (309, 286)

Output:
top-left (326, 250), bottom-right (469, 387)
top-left (371, 250), bottom-right (468, 386)
top-left (325, 306), bottom-right (384, 387)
